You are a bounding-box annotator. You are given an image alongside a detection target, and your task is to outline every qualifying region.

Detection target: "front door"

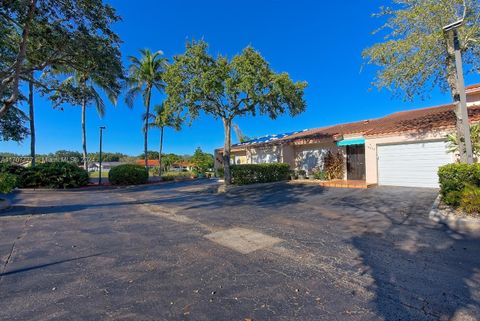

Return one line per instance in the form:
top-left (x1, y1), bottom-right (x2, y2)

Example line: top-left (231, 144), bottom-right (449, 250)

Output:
top-left (346, 145), bottom-right (366, 180)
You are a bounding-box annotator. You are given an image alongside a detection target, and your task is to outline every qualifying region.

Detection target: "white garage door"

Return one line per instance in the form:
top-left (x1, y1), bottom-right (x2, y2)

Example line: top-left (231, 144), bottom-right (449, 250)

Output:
top-left (377, 141), bottom-right (452, 188)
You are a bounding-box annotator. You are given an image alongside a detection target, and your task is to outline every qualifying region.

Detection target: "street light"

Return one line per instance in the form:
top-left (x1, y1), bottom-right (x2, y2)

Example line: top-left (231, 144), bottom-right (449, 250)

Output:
top-left (443, 18), bottom-right (474, 164)
top-left (99, 126), bottom-right (106, 185)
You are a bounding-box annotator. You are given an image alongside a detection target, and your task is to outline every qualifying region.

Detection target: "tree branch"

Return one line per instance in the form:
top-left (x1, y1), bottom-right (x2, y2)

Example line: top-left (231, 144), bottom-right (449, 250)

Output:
top-left (0, 0), bottom-right (36, 118)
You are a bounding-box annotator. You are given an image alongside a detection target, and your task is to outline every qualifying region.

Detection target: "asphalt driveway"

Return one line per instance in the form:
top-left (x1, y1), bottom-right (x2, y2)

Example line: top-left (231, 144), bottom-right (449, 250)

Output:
top-left (0, 180), bottom-right (479, 320)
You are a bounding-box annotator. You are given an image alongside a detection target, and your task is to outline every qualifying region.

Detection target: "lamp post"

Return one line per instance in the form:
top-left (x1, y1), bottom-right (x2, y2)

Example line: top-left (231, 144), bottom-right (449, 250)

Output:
top-left (99, 126), bottom-right (106, 185)
top-left (443, 19), bottom-right (474, 164)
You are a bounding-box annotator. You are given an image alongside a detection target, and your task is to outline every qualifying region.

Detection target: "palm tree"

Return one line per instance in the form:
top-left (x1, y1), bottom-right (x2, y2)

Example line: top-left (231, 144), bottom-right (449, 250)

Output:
top-left (147, 103), bottom-right (181, 175)
top-left (447, 124), bottom-right (480, 161)
top-left (54, 69), bottom-right (118, 170)
top-left (125, 49), bottom-right (167, 169)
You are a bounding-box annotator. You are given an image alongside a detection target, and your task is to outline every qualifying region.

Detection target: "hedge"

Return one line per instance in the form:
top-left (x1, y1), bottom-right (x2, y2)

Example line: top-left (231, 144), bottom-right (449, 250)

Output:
top-left (438, 163), bottom-right (480, 206)
top-left (0, 173), bottom-right (17, 194)
top-left (0, 162), bottom-right (89, 189)
top-left (230, 163), bottom-right (290, 185)
top-left (108, 164), bottom-right (148, 185)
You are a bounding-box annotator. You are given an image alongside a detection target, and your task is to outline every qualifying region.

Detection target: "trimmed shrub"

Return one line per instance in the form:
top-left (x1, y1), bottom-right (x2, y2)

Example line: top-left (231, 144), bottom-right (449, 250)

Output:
top-left (0, 173), bottom-right (17, 194)
top-left (161, 171), bottom-right (193, 181)
top-left (443, 191), bottom-right (463, 207)
top-left (109, 164), bottom-right (148, 185)
top-left (231, 163), bottom-right (290, 185)
top-left (0, 162), bottom-right (88, 189)
top-left (216, 167), bottom-right (224, 178)
top-left (460, 184), bottom-right (480, 214)
top-left (0, 163), bottom-right (28, 176)
top-left (438, 163), bottom-right (480, 205)
top-left (32, 162), bottom-right (89, 188)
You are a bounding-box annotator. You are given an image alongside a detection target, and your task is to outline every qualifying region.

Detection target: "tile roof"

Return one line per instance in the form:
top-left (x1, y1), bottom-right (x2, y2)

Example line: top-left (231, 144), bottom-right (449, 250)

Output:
top-left (229, 103), bottom-right (480, 149)
top-left (135, 159), bottom-right (160, 166)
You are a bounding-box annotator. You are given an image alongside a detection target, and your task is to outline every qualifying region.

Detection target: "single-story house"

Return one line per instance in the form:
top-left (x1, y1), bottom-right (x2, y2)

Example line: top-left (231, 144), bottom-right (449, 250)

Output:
top-left (215, 84), bottom-right (480, 188)
top-left (170, 161), bottom-right (194, 172)
top-left (88, 162), bottom-right (126, 172)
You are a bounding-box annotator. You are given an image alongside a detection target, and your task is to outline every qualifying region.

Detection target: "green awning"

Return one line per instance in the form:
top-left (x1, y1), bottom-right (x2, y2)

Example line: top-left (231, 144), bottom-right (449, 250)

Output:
top-left (336, 138), bottom-right (365, 146)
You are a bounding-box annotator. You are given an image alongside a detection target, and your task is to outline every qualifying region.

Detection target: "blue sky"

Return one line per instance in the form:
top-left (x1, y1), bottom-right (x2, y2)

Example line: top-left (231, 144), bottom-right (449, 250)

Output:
top-left (2, 0), bottom-right (480, 156)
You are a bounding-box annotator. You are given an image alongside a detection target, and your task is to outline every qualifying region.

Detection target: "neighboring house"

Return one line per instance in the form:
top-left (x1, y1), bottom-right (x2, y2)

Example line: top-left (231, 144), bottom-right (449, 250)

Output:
top-left (88, 162), bottom-right (125, 172)
top-left (135, 160), bottom-right (160, 168)
top-left (170, 161), bottom-right (193, 172)
top-left (215, 84), bottom-right (480, 188)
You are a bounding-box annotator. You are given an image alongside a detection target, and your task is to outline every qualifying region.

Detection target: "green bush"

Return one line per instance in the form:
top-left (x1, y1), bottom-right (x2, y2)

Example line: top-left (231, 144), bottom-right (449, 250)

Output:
top-left (161, 171), bottom-right (193, 181)
top-left (0, 162), bottom-right (88, 189)
top-left (160, 175), bottom-right (175, 181)
top-left (109, 164), bottom-right (148, 185)
top-left (0, 173), bottom-right (17, 194)
top-left (438, 163), bottom-right (480, 205)
top-left (231, 163), bottom-right (290, 185)
top-left (443, 191), bottom-right (463, 207)
top-left (32, 162), bottom-right (89, 188)
top-left (312, 169), bottom-right (327, 180)
top-left (460, 184), bottom-right (480, 214)
top-left (0, 163), bottom-right (28, 176)
top-left (216, 167), bottom-right (224, 178)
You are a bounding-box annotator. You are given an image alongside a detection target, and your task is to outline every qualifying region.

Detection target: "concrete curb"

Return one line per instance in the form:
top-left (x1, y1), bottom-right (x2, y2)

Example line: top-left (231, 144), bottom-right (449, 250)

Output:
top-left (0, 198), bottom-right (11, 211)
top-left (215, 180), bottom-right (290, 194)
top-left (429, 195), bottom-right (480, 235)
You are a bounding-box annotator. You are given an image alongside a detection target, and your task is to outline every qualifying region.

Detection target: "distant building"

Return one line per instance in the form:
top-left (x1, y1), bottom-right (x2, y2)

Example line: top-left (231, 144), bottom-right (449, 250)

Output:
top-left (88, 162), bottom-right (125, 172)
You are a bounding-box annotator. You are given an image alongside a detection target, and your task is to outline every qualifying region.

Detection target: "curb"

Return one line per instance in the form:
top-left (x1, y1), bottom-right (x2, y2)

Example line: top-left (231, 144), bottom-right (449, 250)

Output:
top-left (0, 198), bottom-right (11, 211)
top-left (215, 180), bottom-right (290, 194)
top-left (429, 195), bottom-right (480, 235)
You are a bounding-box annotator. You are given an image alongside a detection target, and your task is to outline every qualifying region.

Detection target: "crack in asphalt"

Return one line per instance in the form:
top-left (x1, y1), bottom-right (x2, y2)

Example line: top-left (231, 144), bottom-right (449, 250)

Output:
top-left (0, 215), bottom-right (31, 287)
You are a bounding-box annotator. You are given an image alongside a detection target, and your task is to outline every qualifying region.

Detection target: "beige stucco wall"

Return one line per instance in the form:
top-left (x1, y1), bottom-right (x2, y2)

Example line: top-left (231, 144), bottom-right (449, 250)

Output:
top-left (294, 142), bottom-right (346, 177)
top-left (364, 130), bottom-right (454, 185)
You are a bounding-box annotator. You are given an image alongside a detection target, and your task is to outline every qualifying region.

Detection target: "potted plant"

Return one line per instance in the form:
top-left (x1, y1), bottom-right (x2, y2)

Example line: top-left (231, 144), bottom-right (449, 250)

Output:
top-left (312, 168), bottom-right (327, 181)
top-left (297, 169), bottom-right (306, 180)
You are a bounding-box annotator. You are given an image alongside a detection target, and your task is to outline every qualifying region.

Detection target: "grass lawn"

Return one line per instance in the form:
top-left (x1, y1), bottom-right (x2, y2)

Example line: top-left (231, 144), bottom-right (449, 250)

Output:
top-left (88, 171), bottom-right (109, 178)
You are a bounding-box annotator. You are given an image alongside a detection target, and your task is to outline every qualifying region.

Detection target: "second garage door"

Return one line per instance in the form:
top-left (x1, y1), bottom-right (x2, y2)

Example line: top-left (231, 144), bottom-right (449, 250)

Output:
top-left (377, 141), bottom-right (453, 188)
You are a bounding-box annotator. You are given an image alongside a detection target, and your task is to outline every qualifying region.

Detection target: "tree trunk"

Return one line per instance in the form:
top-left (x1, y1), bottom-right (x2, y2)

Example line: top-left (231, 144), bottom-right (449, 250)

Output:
top-left (159, 126), bottom-right (164, 176)
top-left (144, 87), bottom-right (151, 170)
top-left (445, 32), bottom-right (470, 163)
top-left (81, 97), bottom-right (88, 170)
top-left (28, 76), bottom-right (35, 167)
top-left (222, 118), bottom-right (232, 185)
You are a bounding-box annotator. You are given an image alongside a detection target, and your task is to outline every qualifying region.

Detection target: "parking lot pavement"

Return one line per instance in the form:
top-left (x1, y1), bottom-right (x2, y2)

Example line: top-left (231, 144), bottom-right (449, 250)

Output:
top-left (0, 180), bottom-right (479, 320)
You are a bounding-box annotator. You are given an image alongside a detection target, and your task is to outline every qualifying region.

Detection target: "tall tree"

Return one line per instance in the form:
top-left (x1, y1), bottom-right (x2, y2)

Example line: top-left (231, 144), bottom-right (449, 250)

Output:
top-left (1, 0), bottom-right (122, 117)
top-left (363, 0), bottom-right (480, 161)
top-left (50, 40), bottom-right (123, 170)
top-left (148, 103), bottom-right (182, 175)
top-left (28, 73), bottom-right (35, 166)
top-left (164, 41), bottom-right (307, 184)
top-left (125, 49), bottom-right (167, 169)
top-left (52, 67), bottom-right (121, 170)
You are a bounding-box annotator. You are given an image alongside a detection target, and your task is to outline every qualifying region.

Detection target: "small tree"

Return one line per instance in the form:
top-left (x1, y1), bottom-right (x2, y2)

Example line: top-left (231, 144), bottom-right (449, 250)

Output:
top-left (164, 41), bottom-right (307, 184)
top-left (363, 0), bottom-right (480, 162)
top-left (190, 147), bottom-right (214, 175)
top-left (148, 103), bottom-right (182, 175)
